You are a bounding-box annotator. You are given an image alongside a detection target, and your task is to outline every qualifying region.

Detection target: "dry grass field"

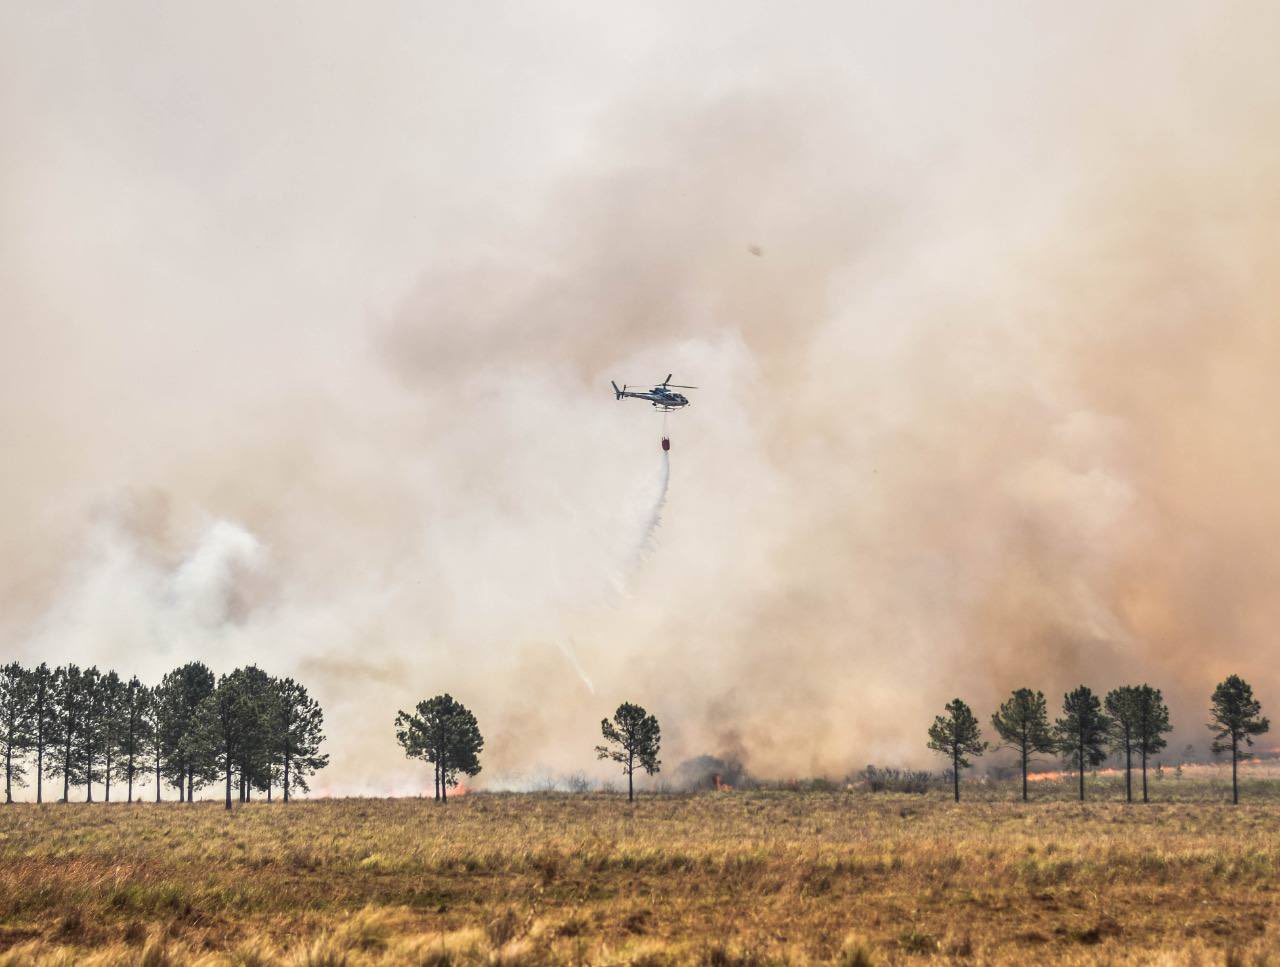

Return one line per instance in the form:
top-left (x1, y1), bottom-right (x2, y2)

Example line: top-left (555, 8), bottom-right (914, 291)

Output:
top-left (3, 779), bottom-right (1280, 965)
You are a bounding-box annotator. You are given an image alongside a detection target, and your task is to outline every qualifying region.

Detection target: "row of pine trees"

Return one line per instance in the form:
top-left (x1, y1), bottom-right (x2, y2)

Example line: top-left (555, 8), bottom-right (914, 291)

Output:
top-left (929, 674), bottom-right (1269, 804)
top-left (0, 661), bottom-right (328, 811)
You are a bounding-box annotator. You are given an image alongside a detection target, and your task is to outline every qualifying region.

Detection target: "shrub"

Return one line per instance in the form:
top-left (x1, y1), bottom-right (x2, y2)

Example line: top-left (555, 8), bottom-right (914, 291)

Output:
top-left (861, 766), bottom-right (936, 794)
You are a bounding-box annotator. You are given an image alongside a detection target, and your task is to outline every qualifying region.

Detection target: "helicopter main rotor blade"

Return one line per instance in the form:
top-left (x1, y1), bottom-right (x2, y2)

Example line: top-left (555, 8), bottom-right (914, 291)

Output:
top-left (665, 384), bottom-right (697, 389)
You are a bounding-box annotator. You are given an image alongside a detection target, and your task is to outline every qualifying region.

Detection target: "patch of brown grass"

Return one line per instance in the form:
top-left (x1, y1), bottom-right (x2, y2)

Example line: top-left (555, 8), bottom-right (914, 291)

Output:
top-left (2, 789), bottom-right (1279, 963)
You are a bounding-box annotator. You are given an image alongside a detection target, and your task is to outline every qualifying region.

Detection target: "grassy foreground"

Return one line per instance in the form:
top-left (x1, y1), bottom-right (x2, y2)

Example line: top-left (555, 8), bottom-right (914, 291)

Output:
top-left (2, 786), bottom-right (1280, 965)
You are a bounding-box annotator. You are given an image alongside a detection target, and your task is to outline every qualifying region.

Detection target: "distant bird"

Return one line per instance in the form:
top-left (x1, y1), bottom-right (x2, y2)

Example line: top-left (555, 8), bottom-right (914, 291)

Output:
top-left (748, 245), bottom-right (763, 256)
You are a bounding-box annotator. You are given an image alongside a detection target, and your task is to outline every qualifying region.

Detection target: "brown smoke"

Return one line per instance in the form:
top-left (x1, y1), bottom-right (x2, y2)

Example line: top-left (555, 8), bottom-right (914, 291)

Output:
top-left (2, 4), bottom-right (1279, 790)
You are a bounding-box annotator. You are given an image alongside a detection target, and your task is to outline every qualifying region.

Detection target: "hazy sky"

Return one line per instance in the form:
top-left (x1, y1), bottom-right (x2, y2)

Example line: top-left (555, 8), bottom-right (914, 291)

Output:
top-left (3, 3), bottom-right (1279, 794)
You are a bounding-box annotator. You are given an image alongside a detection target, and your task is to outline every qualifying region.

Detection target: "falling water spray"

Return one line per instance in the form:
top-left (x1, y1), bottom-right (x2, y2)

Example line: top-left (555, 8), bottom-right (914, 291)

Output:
top-left (639, 446), bottom-right (671, 556)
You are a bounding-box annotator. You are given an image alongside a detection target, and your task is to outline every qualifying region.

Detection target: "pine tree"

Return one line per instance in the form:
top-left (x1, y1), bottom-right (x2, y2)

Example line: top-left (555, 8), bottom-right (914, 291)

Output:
top-left (26, 663), bottom-right (55, 803)
top-left (1104, 686), bottom-right (1140, 803)
top-left (595, 702), bottom-right (661, 802)
top-left (1055, 686), bottom-right (1110, 802)
top-left (156, 662), bottom-right (215, 802)
top-left (115, 677), bottom-right (153, 804)
top-left (97, 671), bottom-right (126, 802)
top-left (191, 669), bottom-right (262, 811)
top-left (0, 663), bottom-right (33, 804)
top-left (1209, 674), bottom-right (1269, 805)
top-left (47, 664), bottom-right (86, 803)
top-left (395, 694), bottom-right (484, 802)
top-left (990, 688), bottom-right (1055, 801)
top-left (927, 698), bottom-right (986, 802)
top-left (143, 685), bottom-right (165, 802)
top-left (1131, 684), bottom-right (1171, 803)
top-left (273, 677), bottom-right (329, 802)
top-left (76, 667), bottom-right (106, 802)
top-left (230, 666), bottom-right (274, 802)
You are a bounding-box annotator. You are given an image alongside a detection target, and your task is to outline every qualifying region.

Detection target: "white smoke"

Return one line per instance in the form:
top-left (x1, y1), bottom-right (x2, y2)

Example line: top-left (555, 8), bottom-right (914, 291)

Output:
top-left (22, 516), bottom-right (267, 681)
top-left (5, 4), bottom-right (1280, 794)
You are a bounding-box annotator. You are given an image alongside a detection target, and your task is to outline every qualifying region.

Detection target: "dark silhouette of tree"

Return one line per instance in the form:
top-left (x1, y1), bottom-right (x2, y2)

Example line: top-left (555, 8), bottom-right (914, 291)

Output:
top-left (143, 685), bottom-right (165, 802)
top-left (273, 677), bottom-right (329, 802)
top-left (1055, 686), bottom-right (1110, 801)
top-left (156, 662), bottom-right (215, 802)
top-left (97, 671), bottom-right (126, 802)
top-left (192, 668), bottom-right (265, 811)
top-left (596, 702), bottom-right (661, 802)
top-left (928, 698), bottom-right (986, 802)
top-left (1131, 684), bottom-right (1171, 803)
top-left (228, 665), bottom-right (273, 802)
top-left (395, 694), bottom-right (484, 802)
top-left (76, 667), bottom-right (106, 802)
top-left (0, 658), bottom-right (326, 807)
top-left (1105, 686), bottom-right (1140, 803)
top-left (1, 663), bottom-right (33, 804)
top-left (26, 663), bottom-right (55, 803)
top-left (48, 664), bottom-right (86, 803)
top-left (990, 688), bottom-right (1055, 801)
top-left (1209, 674), bottom-right (1270, 805)
top-left (115, 677), bottom-right (152, 803)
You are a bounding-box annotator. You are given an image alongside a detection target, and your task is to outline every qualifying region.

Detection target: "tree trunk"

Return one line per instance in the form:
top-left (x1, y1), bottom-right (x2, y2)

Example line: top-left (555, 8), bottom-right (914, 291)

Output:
top-left (225, 760), bottom-right (232, 811)
top-left (155, 756), bottom-right (161, 802)
top-left (283, 746), bottom-right (291, 804)
top-left (36, 738), bottom-right (43, 804)
top-left (127, 752), bottom-right (134, 804)
top-left (86, 742), bottom-right (94, 803)
top-left (952, 749), bottom-right (960, 803)
top-left (1125, 741), bottom-right (1132, 803)
top-left (1232, 734), bottom-right (1239, 805)
top-left (4, 746), bottom-right (11, 804)
top-left (187, 767), bottom-right (194, 804)
top-left (434, 761), bottom-right (440, 801)
top-left (1021, 747), bottom-right (1028, 802)
top-left (1141, 747), bottom-right (1148, 803)
top-left (1078, 734), bottom-right (1085, 802)
top-left (62, 735), bottom-right (71, 803)
top-left (627, 750), bottom-right (634, 802)
top-left (105, 749), bottom-right (112, 803)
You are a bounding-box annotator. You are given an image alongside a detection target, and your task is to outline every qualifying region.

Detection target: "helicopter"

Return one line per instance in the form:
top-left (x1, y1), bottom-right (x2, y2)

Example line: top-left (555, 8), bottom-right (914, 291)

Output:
top-left (610, 374), bottom-right (696, 412)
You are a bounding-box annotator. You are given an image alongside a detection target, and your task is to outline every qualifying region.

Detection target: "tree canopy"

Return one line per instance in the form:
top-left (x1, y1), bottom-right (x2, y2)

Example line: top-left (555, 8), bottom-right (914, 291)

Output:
top-left (1209, 674), bottom-right (1270, 804)
top-left (596, 702), bottom-right (662, 802)
top-left (990, 688), bottom-right (1054, 802)
top-left (395, 693), bottom-right (484, 802)
top-left (1055, 686), bottom-right (1110, 802)
top-left (0, 660), bottom-right (326, 805)
top-left (928, 698), bottom-right (986, 802)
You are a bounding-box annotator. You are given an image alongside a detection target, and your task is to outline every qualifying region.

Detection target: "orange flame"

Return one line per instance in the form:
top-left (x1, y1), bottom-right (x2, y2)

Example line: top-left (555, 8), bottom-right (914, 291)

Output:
top-left (1025, 768), bottom-right (1125, 783)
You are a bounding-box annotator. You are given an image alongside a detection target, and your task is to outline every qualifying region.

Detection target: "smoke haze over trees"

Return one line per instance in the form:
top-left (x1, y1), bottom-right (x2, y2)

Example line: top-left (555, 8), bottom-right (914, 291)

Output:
top-left (3, 5), bottom-right (1280, 791)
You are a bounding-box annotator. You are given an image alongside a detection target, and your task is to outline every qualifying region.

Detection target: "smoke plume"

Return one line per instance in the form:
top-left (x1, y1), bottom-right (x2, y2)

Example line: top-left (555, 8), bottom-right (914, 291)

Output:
top-left (3, 3), bottom-right (1280, 791)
